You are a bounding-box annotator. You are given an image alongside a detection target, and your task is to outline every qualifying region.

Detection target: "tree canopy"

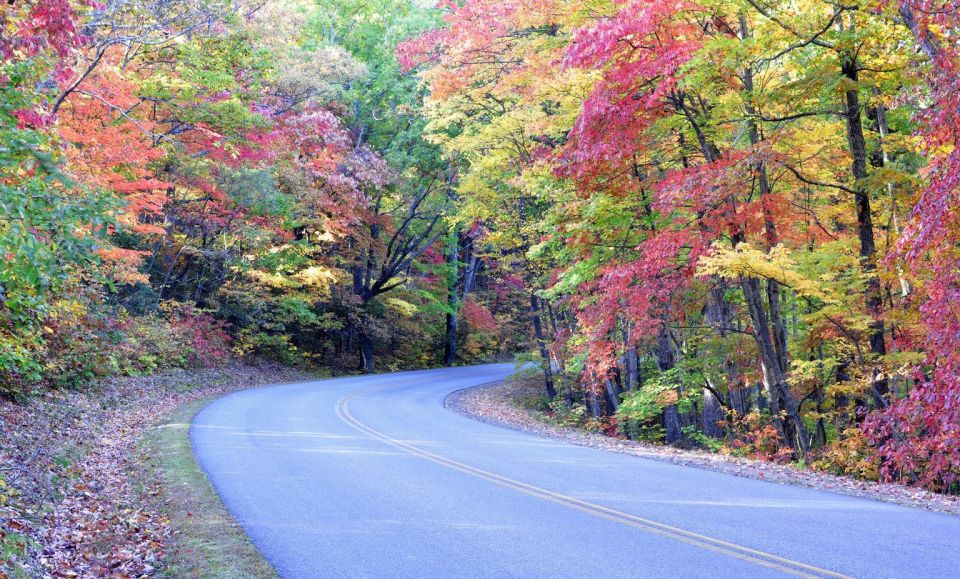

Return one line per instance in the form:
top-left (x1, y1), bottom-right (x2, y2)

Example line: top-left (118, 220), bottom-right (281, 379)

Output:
top-left (3, 0), bottom-right (960, 493)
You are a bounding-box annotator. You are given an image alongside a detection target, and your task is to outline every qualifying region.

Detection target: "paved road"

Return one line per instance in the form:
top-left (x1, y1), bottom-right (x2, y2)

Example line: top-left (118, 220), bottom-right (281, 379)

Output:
top-left (192, 364), bottom-right (960, 578)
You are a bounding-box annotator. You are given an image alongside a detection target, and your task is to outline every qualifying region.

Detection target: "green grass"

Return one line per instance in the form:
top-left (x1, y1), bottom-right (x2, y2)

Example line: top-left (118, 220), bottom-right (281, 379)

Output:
top-left (137, 398), bottom-right (277, 579)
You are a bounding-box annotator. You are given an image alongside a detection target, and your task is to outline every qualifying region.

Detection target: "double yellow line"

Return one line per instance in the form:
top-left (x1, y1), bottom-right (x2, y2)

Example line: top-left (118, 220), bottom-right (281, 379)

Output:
top-left (335, 389), bottom-right (851, 579)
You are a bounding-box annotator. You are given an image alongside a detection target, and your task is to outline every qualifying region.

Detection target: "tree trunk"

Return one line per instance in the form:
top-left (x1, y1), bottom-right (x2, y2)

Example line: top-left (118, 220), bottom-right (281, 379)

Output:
top-left (742, 277), bottom-right (810, 455)
top-left (741, 17), bottom-right (791, 377)
top-left (444, 310), bottom-right (459, 366)
top-left (444, 234), bottom-right (460, 366)
top-left (625, 347), bottom-right (639, 391)
top-left (586, 389), bottom-right (601, 419)
top-left (359, 331), bottom-right (375, 374)
top-left (663, 404), bottom-right (684, 445)
top-left (730, 386), bottom-right (748, 418)
top-left (767, 280), bottom-right (789, 373)
top-left (841, 50), bottom-right (888, 407)
top-left (655, 323), bottom-right (685, 445)
top-left (529, 294), bottom-right (557, 399)
top-left (814, 385), bottom-right (828, 448)
top-left (604, 379), bottom-right (620, 414)
top-left (621, 325), bottom-right (640, 390)
top-left (737, 38), bottom-right (809, 454)
top-left (702, 387), bottom-right (724, 439)
top-left (897, 2), bottom-right (941, 61)
top-left (873, 98), bottom-right (911, 299)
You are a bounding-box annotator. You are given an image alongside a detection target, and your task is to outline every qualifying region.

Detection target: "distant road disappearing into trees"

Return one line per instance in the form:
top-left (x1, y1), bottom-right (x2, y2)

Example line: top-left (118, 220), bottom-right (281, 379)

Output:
top-left (191, 365), bottom-right (960, 578)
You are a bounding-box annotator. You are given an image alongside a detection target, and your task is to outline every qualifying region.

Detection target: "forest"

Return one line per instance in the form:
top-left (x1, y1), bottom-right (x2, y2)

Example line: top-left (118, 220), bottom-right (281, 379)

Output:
top-left (3, 0), bottom-right (960, 496)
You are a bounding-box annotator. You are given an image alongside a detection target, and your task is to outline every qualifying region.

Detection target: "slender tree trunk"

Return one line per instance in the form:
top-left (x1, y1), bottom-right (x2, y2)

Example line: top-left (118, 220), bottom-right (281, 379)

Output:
top-left (359, 331), bottom-right (375, 374)
top-left (604, 379), bottom-right (620, 413)
top-left (767, 280), bottom-right (789, 373)
top-left (462, 240), bottom-right (479, 297)
top-left (655, 323), bottom-right (685, 445)
top-left (444, 234), bottom-right (460, 366)
top-left (737, 22), bottom-right (809, 454)
top-left (444, 310), bottom-right (459, 365)
top-left (814, 385), bottom-right (828, 448)
top-left (625, 347), bottom-right (639, 391)
top-left (873, 99), bottom-right (911, 299)
top-left (742, 277), bottom-right (810, 455)
top-left (841, 48), bottom-right (888, 407)
top-left (529, 294), bottom-right (557, 399)
top-left (741, 16), bottom-right (791, 376)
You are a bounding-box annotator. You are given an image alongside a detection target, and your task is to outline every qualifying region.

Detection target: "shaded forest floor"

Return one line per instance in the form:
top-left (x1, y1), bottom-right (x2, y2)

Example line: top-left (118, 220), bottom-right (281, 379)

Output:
top-left (446, 377), bottom-right (960, 517)
top-left (0, 364), bottom-right (317, 577)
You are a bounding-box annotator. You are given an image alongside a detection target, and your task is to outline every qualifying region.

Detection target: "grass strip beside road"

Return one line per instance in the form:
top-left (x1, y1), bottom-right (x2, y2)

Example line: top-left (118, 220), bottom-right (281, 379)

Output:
top-left (137, 397), bottom-right (277, 579)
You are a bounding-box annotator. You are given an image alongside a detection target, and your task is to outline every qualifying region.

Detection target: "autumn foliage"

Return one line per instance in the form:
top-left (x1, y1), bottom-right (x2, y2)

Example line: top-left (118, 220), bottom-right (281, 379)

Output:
top-left (3, 0), bottom-right (960, 495)
top-left (402, 0), bottom-right (960, 493)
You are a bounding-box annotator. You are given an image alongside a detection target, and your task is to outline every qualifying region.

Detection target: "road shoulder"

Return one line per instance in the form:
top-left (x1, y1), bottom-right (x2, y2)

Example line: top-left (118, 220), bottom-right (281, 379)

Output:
top-left (1, 364), bottom-right (315, 577)
top-left (137, 396), bottom-right (277, 578)
top-left (446, 377), bottom-right (960, 517)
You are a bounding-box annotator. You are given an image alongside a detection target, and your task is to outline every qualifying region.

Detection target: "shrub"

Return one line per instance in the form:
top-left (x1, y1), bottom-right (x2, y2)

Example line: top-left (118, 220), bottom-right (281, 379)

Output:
top-left (39, 299), bottom-right (232, 388)
top-left (40, 297), bottom-right (114, 389)
top-left (616, 385), bottom-right (669, 443)
top-left (723, 410), bottom-right (793, 463)
top-left (811, 428), bottom-right (879, 481)
top-left (864, 372), bottom-right (960, 493)
top-left (112, 315), bottom-right (189, 375)
top-left (161, 302), bottom-right (231, 368)
top-left (234, 330), bottom-right (304, 366)
top-left (543, 399), bottom-right (588, 428)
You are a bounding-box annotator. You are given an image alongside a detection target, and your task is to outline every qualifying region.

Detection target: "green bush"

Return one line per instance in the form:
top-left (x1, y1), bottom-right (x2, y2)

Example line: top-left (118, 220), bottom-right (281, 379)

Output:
top-left (616, 385), bottom-right (669, 443)
top-left (234, 330), bottom-right (305, 366)
top-left (545, 399), bottom-right (589, 428)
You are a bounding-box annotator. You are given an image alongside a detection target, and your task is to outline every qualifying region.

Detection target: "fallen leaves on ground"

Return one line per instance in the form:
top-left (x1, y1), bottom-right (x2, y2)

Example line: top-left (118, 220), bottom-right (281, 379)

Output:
top-left (447, 378), bottom-right (960, 517)
top-left (1, 363), bottom-right (317, 577)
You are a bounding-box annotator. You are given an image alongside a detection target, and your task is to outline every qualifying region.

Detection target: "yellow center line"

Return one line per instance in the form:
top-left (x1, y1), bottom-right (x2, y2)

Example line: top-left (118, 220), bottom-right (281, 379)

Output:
top-left (335, 388), bottom-right (853, 579)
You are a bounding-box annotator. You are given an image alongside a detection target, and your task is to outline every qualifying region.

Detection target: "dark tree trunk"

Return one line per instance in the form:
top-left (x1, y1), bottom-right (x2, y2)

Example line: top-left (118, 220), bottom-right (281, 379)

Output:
top-left (604, 379), bottom-right (620, 414)
top-left (655, 323), bottom-right (675, 372)
top-left (767, 281), bottom-right (789, 374)
top-left (625, 347), bottom-right (639, 391)
top-left (529, 294), bottom-right (557, 399)
top-left (841, 50), bottom-right (888, 407)
top-left (702, 387), bottom-right (724, 439)
top-left (742, 277), bottom-right (810, 455)
top-left (814, 385), bottom-right (828, 448)
top-left (619, 325), bottom-right (639, 391)
top-left (444, 234), bottom-right (460, 366)
top-left (586, 389), bottom-right (601, 419)
top-left (359, 331), bottom-right (375, 374)
top-left (444, 310), bottom-right (459, 366)
top-left (444, 234), bottom-right (480, 366)
top-left (663, 404), bottom-right (683, 445)
top-left (655, 323), bottom-right (686, 445)
top-left (741, 18), bottom-right (791, 378)
top-left (730, 386), bottom-right (749, 418)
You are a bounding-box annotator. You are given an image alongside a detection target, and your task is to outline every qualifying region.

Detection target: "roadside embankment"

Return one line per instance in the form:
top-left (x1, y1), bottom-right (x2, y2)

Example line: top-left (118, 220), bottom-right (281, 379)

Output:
top-left (446, 377), bottom-right (960, 517)
top-left (1, 363), bottom-right (317, 577)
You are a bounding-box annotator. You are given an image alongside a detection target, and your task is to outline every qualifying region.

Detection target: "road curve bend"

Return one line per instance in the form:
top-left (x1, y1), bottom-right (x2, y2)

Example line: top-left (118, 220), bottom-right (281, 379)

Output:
top-left (191, 364), bottom-right (960, 578)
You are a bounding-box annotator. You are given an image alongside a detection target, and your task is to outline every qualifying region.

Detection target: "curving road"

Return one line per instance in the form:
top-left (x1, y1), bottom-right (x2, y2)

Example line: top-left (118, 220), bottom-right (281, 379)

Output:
top-left (191, 364), bottom-right (960, 578)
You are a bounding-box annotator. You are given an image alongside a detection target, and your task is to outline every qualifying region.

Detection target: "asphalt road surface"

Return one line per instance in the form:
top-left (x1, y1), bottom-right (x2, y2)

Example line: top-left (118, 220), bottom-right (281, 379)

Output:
top-left (191, 364), bottom-right (960, 578)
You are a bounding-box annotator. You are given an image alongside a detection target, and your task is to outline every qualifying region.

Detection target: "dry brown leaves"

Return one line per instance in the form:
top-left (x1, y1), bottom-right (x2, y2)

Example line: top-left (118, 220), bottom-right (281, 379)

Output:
top-left (1, 363), bottom-right (316, 578)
